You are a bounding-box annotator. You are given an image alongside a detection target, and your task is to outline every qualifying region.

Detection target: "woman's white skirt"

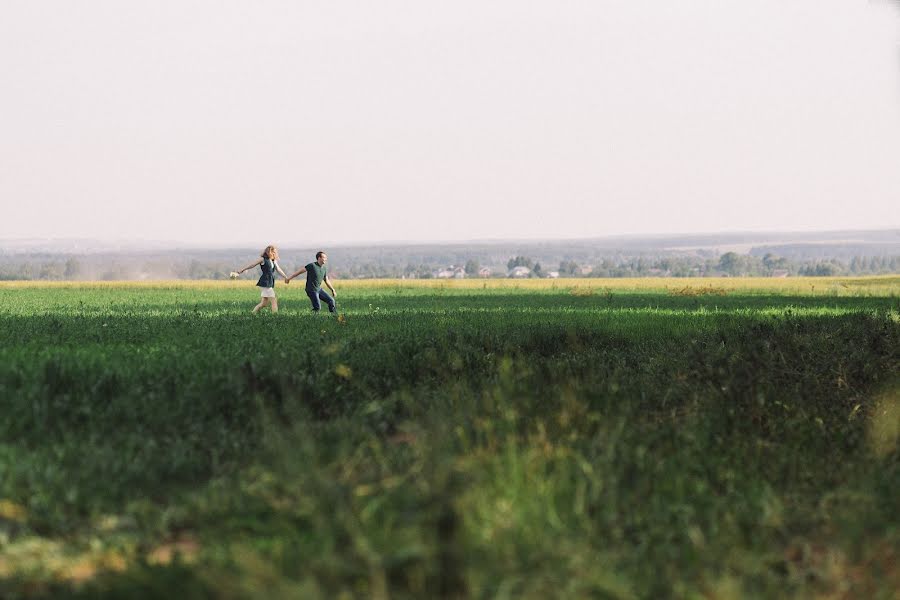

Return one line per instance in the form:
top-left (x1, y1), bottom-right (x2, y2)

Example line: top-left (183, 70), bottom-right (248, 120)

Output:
top-left (260, 287), bottom-right (276, 298)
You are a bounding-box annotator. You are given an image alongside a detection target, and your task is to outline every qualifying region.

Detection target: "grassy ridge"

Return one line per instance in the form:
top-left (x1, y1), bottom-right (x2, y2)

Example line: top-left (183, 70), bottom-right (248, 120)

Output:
top-left (0, 280), bottom-right (898, 598)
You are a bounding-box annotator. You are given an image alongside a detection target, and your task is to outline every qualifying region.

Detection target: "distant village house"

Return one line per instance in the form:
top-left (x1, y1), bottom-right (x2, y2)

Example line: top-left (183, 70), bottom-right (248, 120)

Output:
top-left (435, 266), bottom-right (466, 279)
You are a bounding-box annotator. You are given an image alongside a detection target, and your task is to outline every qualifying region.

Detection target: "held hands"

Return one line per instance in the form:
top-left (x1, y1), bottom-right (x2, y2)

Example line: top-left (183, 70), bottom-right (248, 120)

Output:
top-left (284, 277), bottom-right (291, 284)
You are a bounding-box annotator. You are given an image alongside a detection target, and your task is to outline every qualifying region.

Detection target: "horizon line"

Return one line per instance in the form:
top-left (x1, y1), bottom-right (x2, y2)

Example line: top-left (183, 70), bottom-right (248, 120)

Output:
top-left (1, 226), bottom-right (898, 250)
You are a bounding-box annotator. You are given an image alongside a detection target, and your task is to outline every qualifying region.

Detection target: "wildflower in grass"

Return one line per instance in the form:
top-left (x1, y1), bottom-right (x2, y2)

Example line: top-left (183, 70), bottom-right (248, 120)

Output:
top-left (0, 499), bottom-right (27, 522)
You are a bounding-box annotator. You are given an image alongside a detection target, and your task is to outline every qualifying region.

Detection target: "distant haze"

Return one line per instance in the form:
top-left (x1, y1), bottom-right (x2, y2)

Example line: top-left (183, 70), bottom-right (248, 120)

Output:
top-left (1, 1), bottom-right (899, 246)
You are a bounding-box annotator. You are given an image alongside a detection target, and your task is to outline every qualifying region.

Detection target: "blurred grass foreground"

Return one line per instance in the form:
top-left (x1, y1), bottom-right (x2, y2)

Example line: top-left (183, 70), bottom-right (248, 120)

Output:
top-left (0, 277), bottom-right (898, 598)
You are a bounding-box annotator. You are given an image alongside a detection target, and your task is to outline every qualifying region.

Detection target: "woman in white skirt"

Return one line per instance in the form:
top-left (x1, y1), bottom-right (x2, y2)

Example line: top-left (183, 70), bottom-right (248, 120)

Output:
top-left (236, 245), bottom-right (288, 313)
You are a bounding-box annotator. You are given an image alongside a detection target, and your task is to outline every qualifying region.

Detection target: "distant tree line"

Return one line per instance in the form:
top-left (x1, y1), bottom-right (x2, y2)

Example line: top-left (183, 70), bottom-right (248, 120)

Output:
top-left (1, 252), bottom-right (898, 281)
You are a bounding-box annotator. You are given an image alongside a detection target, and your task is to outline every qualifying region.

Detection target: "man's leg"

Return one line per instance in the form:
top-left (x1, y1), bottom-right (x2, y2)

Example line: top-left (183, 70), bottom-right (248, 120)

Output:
top-left (318, 289), bottom-right (336, 313)
top-left (307, 289), bottom-right (321, 312)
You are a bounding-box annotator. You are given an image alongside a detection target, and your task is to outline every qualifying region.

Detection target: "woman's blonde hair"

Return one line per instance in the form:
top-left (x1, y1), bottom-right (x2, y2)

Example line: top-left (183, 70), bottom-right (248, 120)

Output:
top-left (261, 245), bottom-right (279, 260)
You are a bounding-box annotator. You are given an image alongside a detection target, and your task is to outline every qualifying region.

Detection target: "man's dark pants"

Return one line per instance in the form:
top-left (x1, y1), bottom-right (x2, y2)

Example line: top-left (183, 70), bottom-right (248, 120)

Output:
top-left (307, 288), bottom-right (336, 313)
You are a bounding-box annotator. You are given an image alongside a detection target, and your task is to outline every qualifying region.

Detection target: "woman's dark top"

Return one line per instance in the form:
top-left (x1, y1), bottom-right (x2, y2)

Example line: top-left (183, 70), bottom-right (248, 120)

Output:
top-left (256, 258), bottom-right (277, 288)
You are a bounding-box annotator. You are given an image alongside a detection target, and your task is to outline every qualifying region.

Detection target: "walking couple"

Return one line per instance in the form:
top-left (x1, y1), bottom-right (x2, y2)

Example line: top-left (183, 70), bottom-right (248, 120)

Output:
top-left (235, 246), bottom-right (337, 314)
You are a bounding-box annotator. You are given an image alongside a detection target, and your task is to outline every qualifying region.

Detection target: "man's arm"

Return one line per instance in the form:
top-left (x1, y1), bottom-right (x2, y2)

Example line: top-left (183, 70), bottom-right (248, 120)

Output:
top-left (285, 266), bottom-right (306, 283)
top-left (324, 274), bottom-right (336, 297)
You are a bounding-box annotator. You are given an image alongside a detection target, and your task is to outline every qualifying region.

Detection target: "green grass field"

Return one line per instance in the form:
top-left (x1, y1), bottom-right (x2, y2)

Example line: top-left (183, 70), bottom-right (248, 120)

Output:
top-left (1, 278), bottom-right (898, 599)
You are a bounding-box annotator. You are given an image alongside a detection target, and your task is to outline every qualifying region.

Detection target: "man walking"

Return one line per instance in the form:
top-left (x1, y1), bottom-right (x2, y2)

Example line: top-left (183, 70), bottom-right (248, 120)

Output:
top-left (286, 251), bottom-right (337, 313)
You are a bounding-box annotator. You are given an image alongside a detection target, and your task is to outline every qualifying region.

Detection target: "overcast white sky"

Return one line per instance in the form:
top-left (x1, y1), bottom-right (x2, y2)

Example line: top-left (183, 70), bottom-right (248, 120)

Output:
top-left (1, 1), bottom-right (898, 246)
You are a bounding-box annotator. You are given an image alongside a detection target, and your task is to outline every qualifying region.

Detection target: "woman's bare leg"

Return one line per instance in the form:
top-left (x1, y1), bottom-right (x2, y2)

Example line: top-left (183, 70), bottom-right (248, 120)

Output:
top-left (271, 298), bottom-right (279, 313)
top-left (252, 297), bottom-right (268, 314)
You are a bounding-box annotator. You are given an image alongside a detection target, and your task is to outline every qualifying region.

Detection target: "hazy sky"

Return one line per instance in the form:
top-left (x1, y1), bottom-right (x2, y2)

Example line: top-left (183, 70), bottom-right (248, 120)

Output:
top-left (2, 1), bottom-right (899, 246)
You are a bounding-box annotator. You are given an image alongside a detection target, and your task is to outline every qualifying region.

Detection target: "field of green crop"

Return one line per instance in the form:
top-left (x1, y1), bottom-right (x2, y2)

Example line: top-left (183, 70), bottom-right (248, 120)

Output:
top-left (1, 278), bottom-right (898, 599)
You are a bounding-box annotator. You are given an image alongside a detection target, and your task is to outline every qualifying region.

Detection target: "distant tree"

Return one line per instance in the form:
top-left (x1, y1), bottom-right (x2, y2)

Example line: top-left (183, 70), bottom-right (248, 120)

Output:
top-left (464, 259), bottom-right (480, 275)
top-left (559, 260), bottom-right (579, 276)
top-left (761, 253), bottom-right (788, 274)
top-left (718, 252), bottom-right (744, 276)
top-left (507, 256), bottom-right (534, 270)
top-left (188, 260), bottom-right (207, 279)
top-left (64, 258), bottom-right (82, 279)
top-left (532, 262), bottom-right (542, 277)
top-left (635, 258), bottom-right (648, 273)
top-left (39, 262), bottom-right (64, 280)
top-left (815, 262), bottom-right (838, 276)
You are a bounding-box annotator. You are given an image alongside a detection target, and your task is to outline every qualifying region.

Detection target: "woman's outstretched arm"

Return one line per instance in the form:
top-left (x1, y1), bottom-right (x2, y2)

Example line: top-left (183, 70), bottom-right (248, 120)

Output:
top-left (237, 259), bottom-right (263, 274)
